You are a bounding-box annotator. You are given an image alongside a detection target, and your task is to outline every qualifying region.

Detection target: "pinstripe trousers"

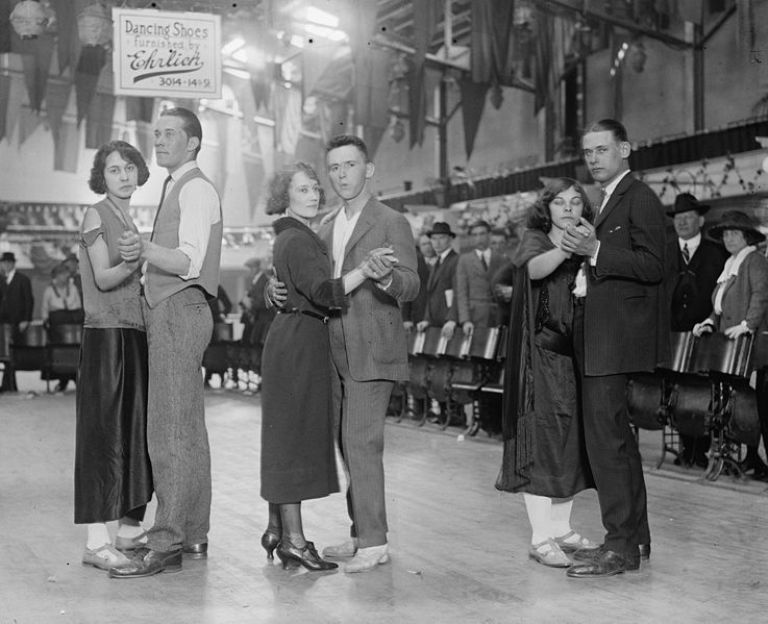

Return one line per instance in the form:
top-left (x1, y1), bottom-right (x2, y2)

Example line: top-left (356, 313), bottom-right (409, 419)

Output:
top-left (329, 323), bottom-right (394, 548)
top-left (143, 287), bottom-right (213, 552)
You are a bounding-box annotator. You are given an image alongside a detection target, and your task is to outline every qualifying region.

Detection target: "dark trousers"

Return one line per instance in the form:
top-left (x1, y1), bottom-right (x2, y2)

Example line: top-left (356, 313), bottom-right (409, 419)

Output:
top-left (574, 304), bottom-right (650, 554)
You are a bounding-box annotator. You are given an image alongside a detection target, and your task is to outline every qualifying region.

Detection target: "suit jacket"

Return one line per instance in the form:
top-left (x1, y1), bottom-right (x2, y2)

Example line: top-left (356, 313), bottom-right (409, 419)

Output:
top-left (423, 249), bottom-right (458, 326)
top-left (0, 271), bottom-right (34, 326)
top-left (667, 238), bottom-right (727, 331)
top-left (707, 250), bottom-right (768, 332)
top-left (583, 173), bottom-right (669, 376)
top-left (318, 197), bottom-right (420, 381)
top-left (451, 249), bottom-right (506, 326)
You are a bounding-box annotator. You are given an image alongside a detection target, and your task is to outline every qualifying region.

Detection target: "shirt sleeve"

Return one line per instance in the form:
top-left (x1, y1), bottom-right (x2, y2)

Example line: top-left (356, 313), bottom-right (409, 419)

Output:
top-left (176, 178), bottom-right (221, 280)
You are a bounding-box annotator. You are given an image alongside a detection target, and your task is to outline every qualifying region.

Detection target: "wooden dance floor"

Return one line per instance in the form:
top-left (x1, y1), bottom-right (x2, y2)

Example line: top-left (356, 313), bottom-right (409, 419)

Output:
top-left (2, 373), bottom-right (768, 624)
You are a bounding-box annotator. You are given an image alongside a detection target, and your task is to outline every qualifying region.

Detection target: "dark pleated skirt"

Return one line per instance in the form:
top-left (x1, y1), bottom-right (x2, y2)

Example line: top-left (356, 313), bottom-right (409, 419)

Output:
top-left (74, 327), bottom-right (153, 524)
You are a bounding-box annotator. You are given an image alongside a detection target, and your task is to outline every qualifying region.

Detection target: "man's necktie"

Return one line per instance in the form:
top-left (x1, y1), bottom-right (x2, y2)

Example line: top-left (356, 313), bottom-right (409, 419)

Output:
top-left (480, 253), bottom-right (488, 272)
top-left (150, 175), bottom-right (173, 241)
top-left (597, 187), bottom-right (607, 215)
top-left (682, 243), bottom-right (690, 264)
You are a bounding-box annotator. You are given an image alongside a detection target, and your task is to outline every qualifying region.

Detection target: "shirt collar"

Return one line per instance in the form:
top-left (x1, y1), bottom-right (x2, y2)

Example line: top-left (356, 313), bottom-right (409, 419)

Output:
top-left (168, 160), bottom-right (198, 182)
top-left (679, 232), bottom-right (701, 251)
top-left (438, 248), bottom-right (452, 262)
top-left (602, 169), bottom-right (632, 199)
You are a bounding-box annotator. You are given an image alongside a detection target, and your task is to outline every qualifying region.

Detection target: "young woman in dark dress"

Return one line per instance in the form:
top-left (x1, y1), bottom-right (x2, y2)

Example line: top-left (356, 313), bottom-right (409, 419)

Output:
top-left (76, 141), bottom-right (153, 570)
top-left (260, 162), bottom-right (392, 571)
top-left (496, 178), bottom-right (597, 567)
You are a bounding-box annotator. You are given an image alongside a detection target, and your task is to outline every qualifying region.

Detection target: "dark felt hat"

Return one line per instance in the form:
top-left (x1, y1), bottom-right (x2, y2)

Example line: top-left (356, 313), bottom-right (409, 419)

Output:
top-left (709, 210), bottom-right (765, 242)
top-left (0, 252), bottom-right (16, 263)
top-left (427, 221), bottom-right (456, 238)
top-left (667, 193), bottom-right (710, 216)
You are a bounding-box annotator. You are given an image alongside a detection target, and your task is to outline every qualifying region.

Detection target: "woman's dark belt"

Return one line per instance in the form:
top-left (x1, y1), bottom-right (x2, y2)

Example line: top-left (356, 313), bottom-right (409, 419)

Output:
top-left (278, 308), bottom-right (330, 324)
top-left (534, 326), bottom-right (573, 356)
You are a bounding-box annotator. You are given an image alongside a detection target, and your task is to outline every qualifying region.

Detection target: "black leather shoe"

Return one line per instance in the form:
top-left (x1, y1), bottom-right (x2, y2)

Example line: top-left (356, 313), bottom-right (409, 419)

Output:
top-left (572, 543), bottom-right (649, 562)
top-left (276, 540), bottom-right (338, 572)
top-left (566, 549), bottom-right (639, 578)
top-left (261, 531), bottom-right (280, 560)
top-left (108, 548), bottom-right (182, 578)
top-left (182, 542), bottom-right (208, 559)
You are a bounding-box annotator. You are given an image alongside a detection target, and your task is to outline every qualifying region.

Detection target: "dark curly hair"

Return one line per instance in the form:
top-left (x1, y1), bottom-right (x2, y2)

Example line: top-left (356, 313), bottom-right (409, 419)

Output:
top-left (265, 162), bottom-right (325, 216)
top-left (527, 177), bottom-right (594, 233)
top-left (89, 140), bottom-right (149, 195)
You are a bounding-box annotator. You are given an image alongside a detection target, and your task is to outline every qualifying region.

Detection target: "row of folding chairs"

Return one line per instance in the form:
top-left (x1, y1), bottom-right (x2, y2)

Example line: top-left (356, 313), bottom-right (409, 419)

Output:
top-left (627, 331), bottom-right (764, 481)
top-left (0, 322), bottom-right (81, 393)
top-left (400, 326), bottom-right (507, 429)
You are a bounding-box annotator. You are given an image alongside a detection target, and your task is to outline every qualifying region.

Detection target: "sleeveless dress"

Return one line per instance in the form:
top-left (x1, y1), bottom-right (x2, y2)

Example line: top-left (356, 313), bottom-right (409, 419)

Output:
top-left (496, 229), bottom-right (594, 497)
top-left (260, 217), bottom-right (346, 503)
top-left (73, 199), bottom-right (152, 523)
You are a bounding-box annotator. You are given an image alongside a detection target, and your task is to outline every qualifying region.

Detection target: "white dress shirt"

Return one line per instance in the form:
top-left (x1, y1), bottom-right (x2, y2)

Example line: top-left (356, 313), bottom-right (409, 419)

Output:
top-left (164, 160), bottom-right (221, 280)
top-left (332, 206), bottom-right (363, 278)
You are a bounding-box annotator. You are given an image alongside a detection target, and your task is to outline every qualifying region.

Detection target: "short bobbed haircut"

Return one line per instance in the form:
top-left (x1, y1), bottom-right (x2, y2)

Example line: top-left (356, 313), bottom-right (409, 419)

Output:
top-left (161, 106), bottom-right (203, 157)
top-left (89, 140), bottom-right (150, 195)
top-left (265, 162), bottom-right (325, 216)
top-left (583, 118), bottom-right (629, 143)
top-left (326, 134), bottom-right (370, 162)
top-left (527, 177), bottom-right (594, 234)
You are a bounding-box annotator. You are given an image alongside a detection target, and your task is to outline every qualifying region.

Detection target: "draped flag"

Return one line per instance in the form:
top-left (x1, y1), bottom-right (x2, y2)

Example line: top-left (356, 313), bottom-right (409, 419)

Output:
top-left (0, 74), bottom-right (10, 142)
top-left (459, 79), bottom-right (490, 160)
top-left (409, 0), bottom-right (442, 147)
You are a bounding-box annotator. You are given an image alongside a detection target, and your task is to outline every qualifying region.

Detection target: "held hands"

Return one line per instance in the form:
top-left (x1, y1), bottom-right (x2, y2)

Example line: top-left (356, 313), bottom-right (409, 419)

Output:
top-left (441, 320), bottom-right (456, 339)
top-left (416, 320), bottom-right (429, 332)
top-left (118, 230), bottom-right (143, 264)
top-left (692, 321), bottom-right (714, 337)
top-left (494, 284), bottom-right (513, 302)
top-left (360, 247), bottom-right (398, 282)
top-left (560, 217), bottom-right (597, 257)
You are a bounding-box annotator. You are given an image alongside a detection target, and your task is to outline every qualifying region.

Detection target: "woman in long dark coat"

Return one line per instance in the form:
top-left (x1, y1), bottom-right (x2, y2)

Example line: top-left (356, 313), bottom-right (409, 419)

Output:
top-left (260, 162), bottom-right (391, 571)
top-left (496, 178), bottom-right (597, 568)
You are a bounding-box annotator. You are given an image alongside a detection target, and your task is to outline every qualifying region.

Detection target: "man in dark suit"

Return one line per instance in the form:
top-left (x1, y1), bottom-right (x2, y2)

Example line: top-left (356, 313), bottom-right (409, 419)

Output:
top-left (416, 222), bottom-right (459, 332)
top-left (443, 220), bottom-right (507, 435)
top-left (562, 119), bottom-right (669, 578)
top-left (0, 251), bottom-right (34, 392)
top-left (666, 193), bottom-right (727, 467)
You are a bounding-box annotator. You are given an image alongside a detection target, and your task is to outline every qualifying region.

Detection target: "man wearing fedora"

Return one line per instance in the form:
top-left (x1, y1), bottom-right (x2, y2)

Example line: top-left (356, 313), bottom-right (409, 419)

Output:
top-left (666, 193), bottom-right (727, 467)
top-left (416, 221), bottom-right (459, 333)
top-left (0, 251), bottom-right (34, 392)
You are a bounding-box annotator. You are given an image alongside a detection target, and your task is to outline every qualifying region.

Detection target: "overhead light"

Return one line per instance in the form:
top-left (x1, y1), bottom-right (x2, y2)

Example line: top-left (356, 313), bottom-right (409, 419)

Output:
top-left (303, 6), bottom-right (339, 28)
top-left (222, 36), bottom-right (245, 56)
top-left (304, 22), bottom-right (346, 42)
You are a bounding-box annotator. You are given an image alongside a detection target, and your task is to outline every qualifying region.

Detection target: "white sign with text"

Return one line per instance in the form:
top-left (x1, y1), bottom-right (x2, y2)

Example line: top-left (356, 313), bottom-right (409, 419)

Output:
top-left (112, 8), bottom-right (222, 99)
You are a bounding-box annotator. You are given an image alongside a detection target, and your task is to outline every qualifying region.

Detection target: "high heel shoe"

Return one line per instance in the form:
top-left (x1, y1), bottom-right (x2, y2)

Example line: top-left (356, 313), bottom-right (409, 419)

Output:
top-left (261, 531), bottom-right (280, 560)
top-left (276, 540), bottom-right (338, 572)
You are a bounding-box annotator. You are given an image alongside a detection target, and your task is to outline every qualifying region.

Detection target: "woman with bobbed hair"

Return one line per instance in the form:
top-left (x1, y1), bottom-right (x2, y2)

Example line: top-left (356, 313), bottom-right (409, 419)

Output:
top-left (75, 140), bottom-right (153, 571)
top-left (259, 162), bottom-right (393, 571)
top-left (693, 210), bottom-right (768, 479)
top-left (496, 177), bottom-right (598, 568)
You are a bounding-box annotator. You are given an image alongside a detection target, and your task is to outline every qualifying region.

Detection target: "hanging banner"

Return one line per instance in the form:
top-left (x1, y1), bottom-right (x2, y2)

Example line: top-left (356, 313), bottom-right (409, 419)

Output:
top-left (112, 8), bottom-right (221, 99)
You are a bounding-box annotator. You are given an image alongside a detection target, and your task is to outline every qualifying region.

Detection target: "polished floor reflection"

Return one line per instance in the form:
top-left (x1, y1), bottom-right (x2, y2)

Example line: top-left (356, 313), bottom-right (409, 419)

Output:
top-left (2, 373), bottom-right (768, 624)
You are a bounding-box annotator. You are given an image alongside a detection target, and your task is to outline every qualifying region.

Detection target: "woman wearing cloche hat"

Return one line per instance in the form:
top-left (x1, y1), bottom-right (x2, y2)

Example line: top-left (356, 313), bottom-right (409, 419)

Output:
top-left (693, 210), bottom-right (768, 479)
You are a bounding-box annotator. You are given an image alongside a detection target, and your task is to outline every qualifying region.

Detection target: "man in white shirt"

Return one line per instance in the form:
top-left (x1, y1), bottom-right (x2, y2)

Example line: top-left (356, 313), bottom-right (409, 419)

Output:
top-left (113, 107), bottom-right (223, 579)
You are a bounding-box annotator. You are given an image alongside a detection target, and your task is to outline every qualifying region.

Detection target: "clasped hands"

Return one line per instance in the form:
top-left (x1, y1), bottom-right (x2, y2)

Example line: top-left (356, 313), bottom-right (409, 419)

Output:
top-left (117, 230), bottom-right (143, 264)
top-left (267, 247), bottom-right (397, 307)
top-left (560, 217), bottom-right (598, 258)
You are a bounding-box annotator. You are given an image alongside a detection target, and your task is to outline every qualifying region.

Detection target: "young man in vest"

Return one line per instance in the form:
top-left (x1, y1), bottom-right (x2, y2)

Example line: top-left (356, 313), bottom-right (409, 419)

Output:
top-left (111, 107), bottom-right (223, 578)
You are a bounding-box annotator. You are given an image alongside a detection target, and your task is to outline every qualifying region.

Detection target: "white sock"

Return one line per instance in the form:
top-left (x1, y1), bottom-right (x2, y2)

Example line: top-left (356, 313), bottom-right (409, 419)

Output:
top-left (86, 523), bottom-right (111, 550)
top-left (116, 519), bottom-right (145, 539)
top-left (550, 498), bottom-right (575, 539)
top-left (523, 493), bottom-right (552, 545)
